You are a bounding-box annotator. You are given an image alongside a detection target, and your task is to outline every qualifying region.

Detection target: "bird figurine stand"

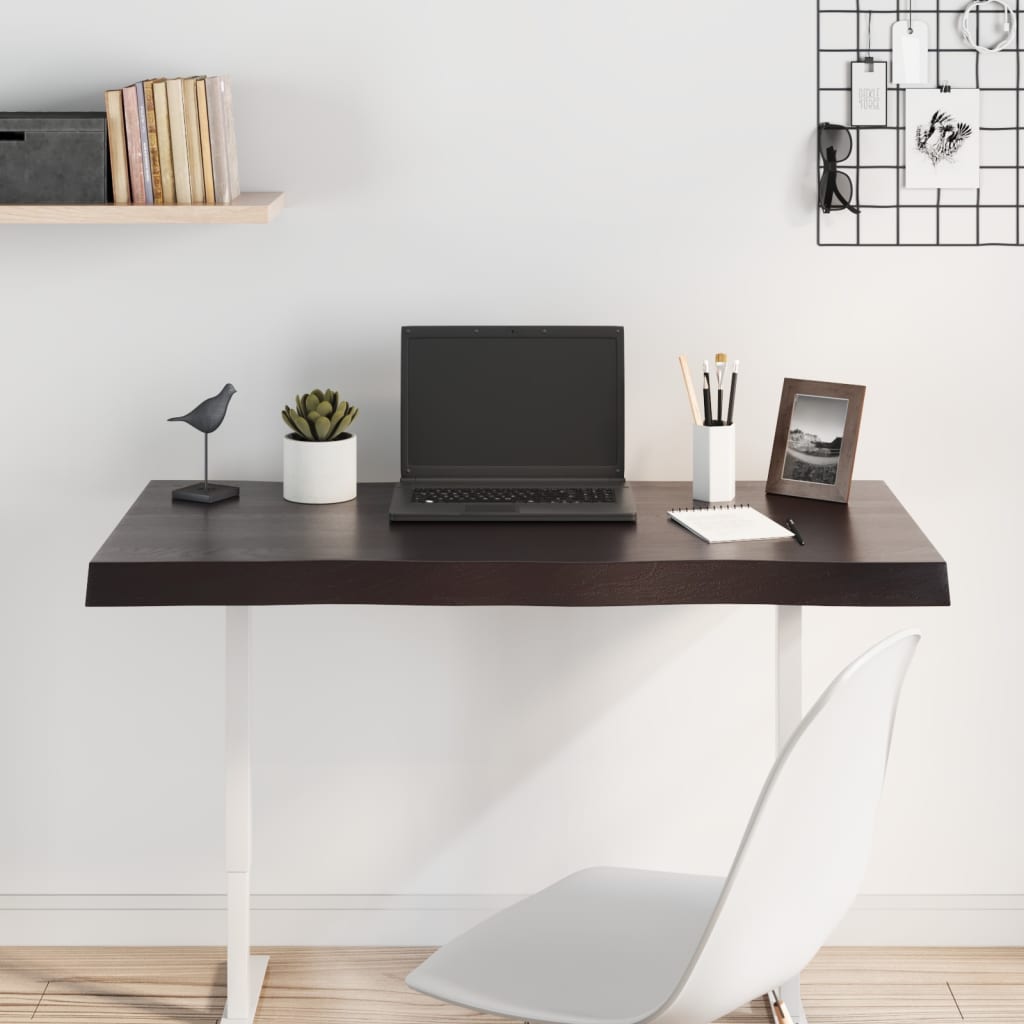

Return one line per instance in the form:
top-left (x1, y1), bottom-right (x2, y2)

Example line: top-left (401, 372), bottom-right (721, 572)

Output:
top-left (168, 383), bottom-right (240, 504)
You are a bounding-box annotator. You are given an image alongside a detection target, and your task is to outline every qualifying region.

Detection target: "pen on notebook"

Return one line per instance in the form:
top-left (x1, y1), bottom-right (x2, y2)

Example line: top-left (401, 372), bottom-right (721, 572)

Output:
top-left (678, 355), bottom-right (703, 425)
top-left (702, 360), bottom-right (713, 426)
top-left (715, 352), bottom-right (727, 425)
top-left (785, 518), bottom-right (805, 545)
top-left (726, 359), bottom-right (739, 425)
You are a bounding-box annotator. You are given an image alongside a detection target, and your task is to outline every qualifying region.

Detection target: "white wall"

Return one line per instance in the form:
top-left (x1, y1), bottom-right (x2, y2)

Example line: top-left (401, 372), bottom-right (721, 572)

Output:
top-left (1, 1), bottom-right (1020, 944)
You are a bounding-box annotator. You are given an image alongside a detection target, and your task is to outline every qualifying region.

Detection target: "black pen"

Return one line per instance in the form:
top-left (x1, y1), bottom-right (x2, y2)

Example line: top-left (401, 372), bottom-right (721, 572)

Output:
top-left (726, 359), bottom-right (739, 426)
top-left (702, 360), bottom-right (713, 425)
top-left (785, 518), bottom-right (805, 546)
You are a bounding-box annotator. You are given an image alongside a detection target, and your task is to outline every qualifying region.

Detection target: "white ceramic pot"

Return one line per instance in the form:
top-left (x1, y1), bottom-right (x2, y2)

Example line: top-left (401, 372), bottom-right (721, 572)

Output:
top-left (283, 434), bottom-right (357, 504)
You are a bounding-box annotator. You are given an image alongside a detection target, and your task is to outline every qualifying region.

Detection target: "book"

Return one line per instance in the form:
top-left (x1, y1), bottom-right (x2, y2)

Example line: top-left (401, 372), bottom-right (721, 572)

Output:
top-left (195, 78), bottom-right (216, 203)
top-left (142, 80), bottom-right (163, 204)
top-left (135, 82), bottom-right (154, 204)
top-left (165, 78), bottom-right (192, 204)
top-left (104, 90), bottom-right (130, 204)
top-left (181, 76), bottom-right (206, 203)
top-left (152, 79), bottom-right (176, 203)
top-left (667, 505), bottom-right (795, 544)
top-left (121, 84), bottom-right (146, 204)
top-left (220, 75), bottom-right (240, 202)
top-left (204, 75), bottom-right (231, 204)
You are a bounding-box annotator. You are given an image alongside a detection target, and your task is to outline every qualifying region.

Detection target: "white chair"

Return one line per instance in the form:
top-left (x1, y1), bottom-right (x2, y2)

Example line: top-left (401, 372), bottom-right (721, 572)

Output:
top-left (407, 629), bottom-right (921, 1024)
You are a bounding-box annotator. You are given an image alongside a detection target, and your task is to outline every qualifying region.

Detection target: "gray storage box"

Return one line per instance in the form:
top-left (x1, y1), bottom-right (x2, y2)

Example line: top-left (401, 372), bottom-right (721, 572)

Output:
top-left (0, 112), bottom-right (109, 204)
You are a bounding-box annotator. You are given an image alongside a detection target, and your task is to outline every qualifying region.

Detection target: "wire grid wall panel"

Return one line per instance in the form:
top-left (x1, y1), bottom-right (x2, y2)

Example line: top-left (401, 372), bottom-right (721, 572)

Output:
top-left (817, 1), bottom-right (1023, 245)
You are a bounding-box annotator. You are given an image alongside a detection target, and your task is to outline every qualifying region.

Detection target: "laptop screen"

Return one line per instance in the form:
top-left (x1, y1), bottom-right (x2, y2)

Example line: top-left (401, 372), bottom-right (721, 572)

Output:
top-left (402, 327), bottom-right (624, 479)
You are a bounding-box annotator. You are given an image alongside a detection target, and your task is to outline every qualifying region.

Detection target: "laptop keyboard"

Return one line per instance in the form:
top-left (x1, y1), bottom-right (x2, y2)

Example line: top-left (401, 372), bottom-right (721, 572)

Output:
top-left (412, 486), bottom-right (617, 505)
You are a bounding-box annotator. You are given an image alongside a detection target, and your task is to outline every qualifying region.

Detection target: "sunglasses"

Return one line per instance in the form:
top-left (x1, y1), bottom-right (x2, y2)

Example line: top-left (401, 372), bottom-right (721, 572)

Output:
top-left (818, 123), bottom-right (860, 215)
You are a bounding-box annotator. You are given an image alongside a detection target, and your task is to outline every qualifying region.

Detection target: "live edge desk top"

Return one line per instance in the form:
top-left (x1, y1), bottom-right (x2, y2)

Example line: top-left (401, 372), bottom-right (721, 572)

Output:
top-left (86, 481), bottom-right (950, 609)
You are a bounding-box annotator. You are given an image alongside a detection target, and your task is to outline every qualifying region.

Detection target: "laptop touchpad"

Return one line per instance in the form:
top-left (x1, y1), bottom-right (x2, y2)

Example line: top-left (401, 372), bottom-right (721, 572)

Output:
top-left (465, 505), bottom-right (520, 514)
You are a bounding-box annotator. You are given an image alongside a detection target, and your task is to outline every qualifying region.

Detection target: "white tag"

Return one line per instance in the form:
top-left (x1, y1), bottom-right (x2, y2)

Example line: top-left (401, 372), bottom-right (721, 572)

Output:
top-left (851, 61), bottom-right (888, 126)
top-left (892, 21), bottom-right (930, 85)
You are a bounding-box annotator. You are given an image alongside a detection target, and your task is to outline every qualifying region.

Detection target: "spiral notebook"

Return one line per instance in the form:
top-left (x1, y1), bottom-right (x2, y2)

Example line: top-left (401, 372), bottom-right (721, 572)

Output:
top-left (667, 504), bottom-right (795, 544)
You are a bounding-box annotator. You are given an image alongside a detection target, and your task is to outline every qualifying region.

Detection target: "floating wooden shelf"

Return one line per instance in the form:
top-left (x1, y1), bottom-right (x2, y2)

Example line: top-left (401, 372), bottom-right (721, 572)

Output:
top-left (0, 191), bottom-right (284, 224)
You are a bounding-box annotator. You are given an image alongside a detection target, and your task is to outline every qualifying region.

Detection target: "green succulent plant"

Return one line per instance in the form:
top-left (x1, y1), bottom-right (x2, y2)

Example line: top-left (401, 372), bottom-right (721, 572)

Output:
top-left (282, 388), bottom-right (359, 441)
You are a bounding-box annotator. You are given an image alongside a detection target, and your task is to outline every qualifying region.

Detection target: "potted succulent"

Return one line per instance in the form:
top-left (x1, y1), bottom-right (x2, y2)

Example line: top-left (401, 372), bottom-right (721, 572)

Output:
top-left (281, 389), bottom-right (360, 503)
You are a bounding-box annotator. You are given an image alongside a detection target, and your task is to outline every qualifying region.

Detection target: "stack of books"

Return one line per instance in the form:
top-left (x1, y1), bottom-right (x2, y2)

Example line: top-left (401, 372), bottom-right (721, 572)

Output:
top-left (104, 77), bottom-right (240, 205)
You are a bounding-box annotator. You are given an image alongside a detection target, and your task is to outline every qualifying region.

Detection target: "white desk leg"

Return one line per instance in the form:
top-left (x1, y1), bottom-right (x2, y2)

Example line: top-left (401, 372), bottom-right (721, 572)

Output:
top-left (775, 605), bottom-right (803, 751)
top-left (774, 605), bottom-right (809, 1024)
top-left (222, 607), bottom-right (269, 1024)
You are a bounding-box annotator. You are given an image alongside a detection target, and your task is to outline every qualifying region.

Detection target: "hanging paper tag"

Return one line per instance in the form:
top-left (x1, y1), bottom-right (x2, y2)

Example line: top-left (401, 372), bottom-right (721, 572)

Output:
top-left (892, 21), bottom-right (930, 85)
top-left (851, 61), bottom-right (888, 126)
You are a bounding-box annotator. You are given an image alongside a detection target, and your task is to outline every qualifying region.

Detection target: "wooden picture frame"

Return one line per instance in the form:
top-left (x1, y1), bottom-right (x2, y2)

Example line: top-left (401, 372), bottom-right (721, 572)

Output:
top-left (766, 379), bottom-right (865, 503)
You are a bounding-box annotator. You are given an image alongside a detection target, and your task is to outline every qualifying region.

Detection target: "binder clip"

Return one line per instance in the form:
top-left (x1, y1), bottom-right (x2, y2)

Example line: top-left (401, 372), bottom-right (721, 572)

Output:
top-left (940, 81), bottom-right (952, 93)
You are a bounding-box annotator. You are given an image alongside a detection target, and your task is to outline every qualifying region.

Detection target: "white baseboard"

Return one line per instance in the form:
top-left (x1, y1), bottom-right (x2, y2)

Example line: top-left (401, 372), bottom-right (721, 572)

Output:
top-left (1, 893), bottom-right (1022, 946)
top-left (0, 894), bottom-right (512, 946)
top-left (828, 894), bottom-right (1024, 946)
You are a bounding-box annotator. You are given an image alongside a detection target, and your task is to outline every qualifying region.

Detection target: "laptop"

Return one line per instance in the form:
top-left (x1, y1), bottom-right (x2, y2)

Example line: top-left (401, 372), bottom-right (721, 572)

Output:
top-left (389, 326), bottom-right (636, 522)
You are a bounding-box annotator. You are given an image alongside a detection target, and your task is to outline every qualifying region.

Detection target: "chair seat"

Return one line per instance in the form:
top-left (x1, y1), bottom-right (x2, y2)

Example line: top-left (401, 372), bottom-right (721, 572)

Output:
top-left (407, 867), bottom-right (725, 1024)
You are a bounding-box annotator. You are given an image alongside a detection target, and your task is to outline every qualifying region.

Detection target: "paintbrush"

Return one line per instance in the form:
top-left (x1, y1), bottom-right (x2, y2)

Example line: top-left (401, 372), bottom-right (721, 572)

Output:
top-left (715, 352), bottom-right (728, 425)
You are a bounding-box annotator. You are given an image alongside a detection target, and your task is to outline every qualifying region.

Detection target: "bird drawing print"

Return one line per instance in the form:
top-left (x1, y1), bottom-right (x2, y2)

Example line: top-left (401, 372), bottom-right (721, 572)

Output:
top-left (915, 110), bottom-right (973, 166)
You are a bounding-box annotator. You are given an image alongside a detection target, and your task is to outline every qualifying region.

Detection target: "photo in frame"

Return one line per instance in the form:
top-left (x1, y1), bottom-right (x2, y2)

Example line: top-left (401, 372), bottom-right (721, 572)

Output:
top-left (766, 379), bottom-right (865, 503)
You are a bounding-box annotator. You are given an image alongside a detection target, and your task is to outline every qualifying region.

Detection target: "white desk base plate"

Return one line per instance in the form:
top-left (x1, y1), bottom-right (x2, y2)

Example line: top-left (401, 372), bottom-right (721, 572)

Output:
top-left (219, 954), bottom-right (269, 1024)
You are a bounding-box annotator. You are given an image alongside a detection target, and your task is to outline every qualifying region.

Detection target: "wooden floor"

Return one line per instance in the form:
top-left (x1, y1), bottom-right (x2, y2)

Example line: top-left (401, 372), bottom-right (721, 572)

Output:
top-left (0, 946), bottom-right (1022, 1023)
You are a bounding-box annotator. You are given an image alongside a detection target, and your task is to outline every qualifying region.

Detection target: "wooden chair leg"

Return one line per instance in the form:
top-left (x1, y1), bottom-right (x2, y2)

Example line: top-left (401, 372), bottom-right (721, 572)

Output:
top-left (770, 988), bottom-right (796, 1024)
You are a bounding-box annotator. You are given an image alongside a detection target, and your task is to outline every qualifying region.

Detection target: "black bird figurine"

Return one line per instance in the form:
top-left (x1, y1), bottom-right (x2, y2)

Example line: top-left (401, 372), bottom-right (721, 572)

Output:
top-left (169, 382), bottom-right (236, 433)
top-left (168, 383), bottom-right (240, 504)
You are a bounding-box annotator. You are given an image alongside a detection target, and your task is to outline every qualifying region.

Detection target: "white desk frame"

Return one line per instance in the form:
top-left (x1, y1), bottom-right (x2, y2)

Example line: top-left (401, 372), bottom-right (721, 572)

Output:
top-left (223, 607), bottom-right (267, 1024)
top-left (775, 605), bottom-right (807, 1024)
top-left (219, 604), bottom-right (808, 1024)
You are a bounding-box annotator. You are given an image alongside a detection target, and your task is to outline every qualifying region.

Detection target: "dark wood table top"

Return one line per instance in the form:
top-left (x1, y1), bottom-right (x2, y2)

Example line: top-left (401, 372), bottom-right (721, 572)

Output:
top-left (86, 481), bottom-right (950, 608)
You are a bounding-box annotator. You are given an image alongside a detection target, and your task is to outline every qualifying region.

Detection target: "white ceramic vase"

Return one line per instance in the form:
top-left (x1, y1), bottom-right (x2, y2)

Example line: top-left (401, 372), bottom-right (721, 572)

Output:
top-left (283, 434), bottom-right (357, 504)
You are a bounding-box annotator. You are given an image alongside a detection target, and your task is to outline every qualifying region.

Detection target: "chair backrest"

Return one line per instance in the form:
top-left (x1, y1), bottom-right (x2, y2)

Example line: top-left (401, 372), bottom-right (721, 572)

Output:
top-left (660, 629), bottom-right (920, 1024)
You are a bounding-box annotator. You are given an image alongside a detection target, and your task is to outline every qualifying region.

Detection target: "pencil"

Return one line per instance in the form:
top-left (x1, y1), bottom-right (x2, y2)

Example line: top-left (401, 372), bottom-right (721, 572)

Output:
top-left (678, 355), bottom-right (703, 425)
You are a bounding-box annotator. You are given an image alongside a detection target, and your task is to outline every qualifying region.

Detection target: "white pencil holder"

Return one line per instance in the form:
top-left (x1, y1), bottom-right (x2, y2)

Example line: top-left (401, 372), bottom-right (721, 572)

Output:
top-left (693, 424), bottom-right (736, 503)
